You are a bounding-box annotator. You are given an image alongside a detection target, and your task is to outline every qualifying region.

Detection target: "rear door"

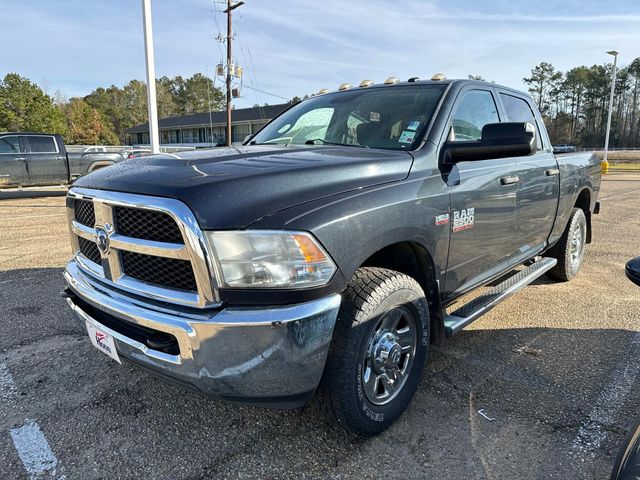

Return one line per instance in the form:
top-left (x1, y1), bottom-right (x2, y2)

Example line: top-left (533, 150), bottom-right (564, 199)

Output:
top-left (0, 135), bottom-right (29, 186)
top-left (24, 135), bottom-right (68, 185)
top-left (442, 87), bottom-right (521, 299)
top-left (498, 92), bottom-right (559, 255)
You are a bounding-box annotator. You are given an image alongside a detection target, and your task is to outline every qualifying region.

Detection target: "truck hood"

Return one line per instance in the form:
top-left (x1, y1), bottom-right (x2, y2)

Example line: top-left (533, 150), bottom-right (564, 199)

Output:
top-left (73, 145), bottom-right (414, 229)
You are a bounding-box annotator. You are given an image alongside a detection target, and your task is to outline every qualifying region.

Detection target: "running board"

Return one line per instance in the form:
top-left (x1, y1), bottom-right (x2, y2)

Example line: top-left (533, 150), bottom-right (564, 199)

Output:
top-left (443, 257), bottom-right (557, 337)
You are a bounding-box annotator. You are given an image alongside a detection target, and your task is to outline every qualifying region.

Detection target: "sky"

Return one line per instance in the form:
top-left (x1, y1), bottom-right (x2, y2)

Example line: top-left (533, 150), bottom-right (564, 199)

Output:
top-left (2, 0), bottom-right (640, 110)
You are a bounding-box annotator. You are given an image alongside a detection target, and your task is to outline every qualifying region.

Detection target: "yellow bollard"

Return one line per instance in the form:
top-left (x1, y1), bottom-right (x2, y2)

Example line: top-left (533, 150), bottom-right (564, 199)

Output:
top-left (601, 160), bottom-right (609, 175)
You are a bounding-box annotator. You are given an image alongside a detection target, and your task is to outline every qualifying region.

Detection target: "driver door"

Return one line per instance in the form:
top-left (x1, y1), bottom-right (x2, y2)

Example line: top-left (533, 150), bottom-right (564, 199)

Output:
top-left (442, 88), bottom-right (521, 299)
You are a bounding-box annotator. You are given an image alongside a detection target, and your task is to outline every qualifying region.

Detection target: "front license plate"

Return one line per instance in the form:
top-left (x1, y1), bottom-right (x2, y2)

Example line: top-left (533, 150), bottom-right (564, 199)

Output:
top-left (86, 321), bottom-right (121, 364)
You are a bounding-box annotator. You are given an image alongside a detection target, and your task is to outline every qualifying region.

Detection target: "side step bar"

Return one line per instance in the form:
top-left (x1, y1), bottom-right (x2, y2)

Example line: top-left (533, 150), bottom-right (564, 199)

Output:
top-left (443, 257), bottom-right (557, 337)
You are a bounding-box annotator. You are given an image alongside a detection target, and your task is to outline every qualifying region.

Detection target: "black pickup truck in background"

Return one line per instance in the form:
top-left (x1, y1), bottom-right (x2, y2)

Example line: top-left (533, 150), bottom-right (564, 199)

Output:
top-left (62, 77), bottom-right (601, 437)
top-left (0, 133), bottom-right (124, 187)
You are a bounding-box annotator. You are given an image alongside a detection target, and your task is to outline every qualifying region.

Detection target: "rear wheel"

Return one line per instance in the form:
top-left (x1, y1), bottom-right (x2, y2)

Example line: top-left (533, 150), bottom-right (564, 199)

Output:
top-left (316, 267), bottom-right (430, 437)
top-left (546, 208), bottom-right (587, 281)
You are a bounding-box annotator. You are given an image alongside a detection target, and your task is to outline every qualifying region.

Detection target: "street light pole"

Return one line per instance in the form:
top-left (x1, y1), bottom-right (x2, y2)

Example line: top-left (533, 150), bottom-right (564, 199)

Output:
top-left (602, 50), bottom-right (619, 174)
top-left (142, 0), bottom-right (160, 154)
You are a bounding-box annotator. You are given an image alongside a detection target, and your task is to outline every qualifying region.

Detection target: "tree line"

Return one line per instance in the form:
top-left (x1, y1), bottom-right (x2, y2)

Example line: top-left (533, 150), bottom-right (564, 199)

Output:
top-left (523, 58), bottom-right (640, 148)
top-left (0, 73), bottom-right (224, 145)
top-left (1, 58), bottom-right (639, 147)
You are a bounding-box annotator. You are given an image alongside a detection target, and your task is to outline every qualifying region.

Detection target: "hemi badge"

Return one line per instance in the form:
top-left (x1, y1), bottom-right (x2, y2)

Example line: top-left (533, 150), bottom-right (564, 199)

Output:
top-left (435, 214), bottom-right (449, 226)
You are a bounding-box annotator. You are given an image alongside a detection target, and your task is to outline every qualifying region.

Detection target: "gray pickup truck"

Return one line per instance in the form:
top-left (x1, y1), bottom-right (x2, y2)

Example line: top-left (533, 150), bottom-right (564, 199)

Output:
top-left (0, 133), bottom-right (123, 187)
top-left (61, 77), bottom-right (601, 437)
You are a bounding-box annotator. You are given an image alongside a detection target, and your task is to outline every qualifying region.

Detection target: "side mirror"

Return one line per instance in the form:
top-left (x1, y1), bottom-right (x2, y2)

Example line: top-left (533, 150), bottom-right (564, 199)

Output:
top-left (243, 134), bottom-right (253, 144)
top-left (626, 257), bottom-right (640, 287)
top-left (443, 122), bottom-right (536, 163)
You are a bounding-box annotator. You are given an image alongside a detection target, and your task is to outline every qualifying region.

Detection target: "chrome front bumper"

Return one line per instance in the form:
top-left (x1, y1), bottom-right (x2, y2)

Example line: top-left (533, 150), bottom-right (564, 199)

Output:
top-left (64, 259), bottom-right (341, 407)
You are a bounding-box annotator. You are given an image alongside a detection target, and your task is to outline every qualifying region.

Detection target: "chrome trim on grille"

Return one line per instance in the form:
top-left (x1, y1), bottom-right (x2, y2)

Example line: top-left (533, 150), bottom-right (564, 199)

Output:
top-left (67, 187), bottom-right (220, 308)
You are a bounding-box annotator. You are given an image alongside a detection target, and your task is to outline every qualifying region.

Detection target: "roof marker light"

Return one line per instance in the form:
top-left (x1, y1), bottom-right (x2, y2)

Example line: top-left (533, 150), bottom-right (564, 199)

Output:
top-left (338, 83), bottom-right (352, 91)
top-left (384, 76), bottom-right (400, 85)
top-left (318, 88), bottom-right (330, 94)
top-left (359, 79), bottom-right (375, 88)
top-left (431, 73), bottom-right (446, 81)
top-left (408, 76), bottom-right (420, 82)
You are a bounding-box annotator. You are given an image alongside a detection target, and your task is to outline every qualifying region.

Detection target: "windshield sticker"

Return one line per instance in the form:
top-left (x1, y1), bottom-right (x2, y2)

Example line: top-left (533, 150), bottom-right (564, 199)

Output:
top-left (399, 130), bottom-right (416, 144)
top-left (370, 112), bottom-right (380, 122)
top-left (407, 120), bottom-right (421, 131)
top-left (452, 208), bottom-right (475, 232)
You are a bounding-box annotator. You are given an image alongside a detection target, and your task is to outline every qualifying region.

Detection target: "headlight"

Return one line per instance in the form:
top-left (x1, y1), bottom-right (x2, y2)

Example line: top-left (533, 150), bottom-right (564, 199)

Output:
top-left (205, 230), bottom-right (336, 288)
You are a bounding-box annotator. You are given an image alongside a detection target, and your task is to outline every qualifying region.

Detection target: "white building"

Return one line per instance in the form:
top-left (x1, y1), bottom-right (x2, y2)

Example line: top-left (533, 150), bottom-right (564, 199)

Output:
top-left (125, 103), bottom-right (289, 146)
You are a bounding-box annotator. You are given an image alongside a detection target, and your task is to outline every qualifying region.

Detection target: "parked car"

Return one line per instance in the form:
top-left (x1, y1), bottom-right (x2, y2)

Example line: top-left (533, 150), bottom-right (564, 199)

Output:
top-left (553, 144), bottom-right (578, 154)
top-left (610, 257), bottom-right (640, 480)
top-left (61, 77), bottom-right (601, 436)
top-left (0, 133), bottom-right (124, 187)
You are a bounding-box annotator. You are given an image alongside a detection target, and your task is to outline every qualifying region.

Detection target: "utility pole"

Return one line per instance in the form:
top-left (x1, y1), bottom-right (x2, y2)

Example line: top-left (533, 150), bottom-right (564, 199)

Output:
top-left (223, 0), bottom-right (244, 146)
top-left (602, 50), bottom-right (619, 174)
top-left (141, 0), bottom-right (160, 153)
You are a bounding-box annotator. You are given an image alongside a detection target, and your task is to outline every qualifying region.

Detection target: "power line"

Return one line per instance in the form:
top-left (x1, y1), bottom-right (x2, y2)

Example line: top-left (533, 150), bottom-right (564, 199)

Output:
top-left (210, 0), bottom-right (225, 63)
top-left (238, 41), bottom-right (266, 120)
top-left (242, 85), bottom-right (289, 101)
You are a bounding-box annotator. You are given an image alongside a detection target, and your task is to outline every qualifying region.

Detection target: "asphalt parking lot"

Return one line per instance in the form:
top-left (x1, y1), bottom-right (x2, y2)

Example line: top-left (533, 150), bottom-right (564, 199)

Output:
top-left (1, 174), bottom-right (639, 480)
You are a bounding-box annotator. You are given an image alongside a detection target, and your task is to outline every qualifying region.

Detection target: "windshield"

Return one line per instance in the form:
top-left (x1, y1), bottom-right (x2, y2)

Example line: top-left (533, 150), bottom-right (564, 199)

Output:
top-left (250, 84), bottom-right (446, 151)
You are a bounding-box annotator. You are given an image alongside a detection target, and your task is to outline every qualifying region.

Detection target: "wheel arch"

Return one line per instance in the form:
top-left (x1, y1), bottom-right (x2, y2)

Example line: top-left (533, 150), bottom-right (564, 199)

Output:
top-left (359, 241), bottom-right (446, 345)
top-left (574, 187), bottom-right (592, 243)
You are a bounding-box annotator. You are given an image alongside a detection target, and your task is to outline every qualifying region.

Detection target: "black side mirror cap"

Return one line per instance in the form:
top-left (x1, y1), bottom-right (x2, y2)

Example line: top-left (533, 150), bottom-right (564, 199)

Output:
top-left (626, 257), bottom-right (640, 287)
top-left (443, 122), bottom-right (536, 163)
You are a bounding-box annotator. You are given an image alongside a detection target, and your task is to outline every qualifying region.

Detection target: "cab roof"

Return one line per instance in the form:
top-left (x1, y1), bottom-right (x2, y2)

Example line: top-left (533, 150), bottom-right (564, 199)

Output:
top-left (316, 78), bottom-right (529, 99)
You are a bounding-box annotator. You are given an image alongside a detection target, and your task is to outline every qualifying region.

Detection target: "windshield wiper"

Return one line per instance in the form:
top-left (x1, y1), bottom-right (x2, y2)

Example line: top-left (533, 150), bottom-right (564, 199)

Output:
top-left (304, 139), bottom-right (368, 148)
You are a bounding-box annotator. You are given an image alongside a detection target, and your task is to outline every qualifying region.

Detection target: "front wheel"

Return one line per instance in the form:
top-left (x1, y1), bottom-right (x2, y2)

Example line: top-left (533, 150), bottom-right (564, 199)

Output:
top-left (316, 267), bottom-right (430, 437)
top-left (546, 207), bottom-right (587, 281)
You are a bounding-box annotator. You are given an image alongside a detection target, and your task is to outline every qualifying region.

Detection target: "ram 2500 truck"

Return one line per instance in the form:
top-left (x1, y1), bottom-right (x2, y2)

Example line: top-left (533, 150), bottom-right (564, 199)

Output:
top-left (62, 78), bottom-right (601, 436)
top-left (0, 132), bottom-right (123, 187)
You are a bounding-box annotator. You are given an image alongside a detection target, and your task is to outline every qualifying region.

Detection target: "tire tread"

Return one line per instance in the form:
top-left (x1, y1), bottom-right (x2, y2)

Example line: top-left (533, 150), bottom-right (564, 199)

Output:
top-left (316, 267), bottom-right (429, 437)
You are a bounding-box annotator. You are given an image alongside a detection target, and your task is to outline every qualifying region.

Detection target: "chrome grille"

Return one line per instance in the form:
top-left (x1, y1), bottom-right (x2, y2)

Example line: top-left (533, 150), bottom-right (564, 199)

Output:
top-left (114, 206), bottom-right (182, 243)
top-left (66, 187), bottom-right (218, 308)
top-left (78, 237), bottom-right (101, 264)
top-left (74, 199), bottom-right (95, 227)
top-left (121, 251), bottom-right (197, 291)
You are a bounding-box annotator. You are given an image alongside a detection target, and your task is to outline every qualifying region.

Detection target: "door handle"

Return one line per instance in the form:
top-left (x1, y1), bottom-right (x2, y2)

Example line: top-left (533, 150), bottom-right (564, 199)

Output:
top-left (15, 157), bottom-right (27, 162)
top-left (545, 168), bottom-right (560, 176)
top-left (500, 175), bottom-right (519, 186)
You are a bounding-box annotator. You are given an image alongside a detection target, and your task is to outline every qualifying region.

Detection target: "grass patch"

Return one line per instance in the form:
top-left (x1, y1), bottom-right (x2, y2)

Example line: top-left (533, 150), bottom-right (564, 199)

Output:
top-left (608, 162), bottom-right (640, 171)
top-left (594, 151), bottom-right (640, 162)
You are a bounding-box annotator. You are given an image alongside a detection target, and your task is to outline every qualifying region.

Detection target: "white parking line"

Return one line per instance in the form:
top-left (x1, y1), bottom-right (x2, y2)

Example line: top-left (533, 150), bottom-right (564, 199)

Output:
top-left (572, 332), bottom-right (640, 453)
top-left (0, 362), bottom-right (17, 401)
top-left (599, 188), bottom-right (640, 201)
top-left (10, 420), bottom-right (59, 479)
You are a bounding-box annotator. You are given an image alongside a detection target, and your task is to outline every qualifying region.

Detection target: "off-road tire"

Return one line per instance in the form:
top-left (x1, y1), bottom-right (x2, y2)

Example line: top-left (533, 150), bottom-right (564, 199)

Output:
top-left (316, 267), bottom-right (430, 437)
top-left (546, 207), bottom-right (587, 282)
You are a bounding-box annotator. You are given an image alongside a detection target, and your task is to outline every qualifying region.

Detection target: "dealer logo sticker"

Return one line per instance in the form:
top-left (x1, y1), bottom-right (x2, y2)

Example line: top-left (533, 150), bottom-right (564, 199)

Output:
top-left (452, 208), bottom-right (475, 232)
top-left (86, 322), bottom-right (121, 363)
top-left (94, 331), bottom-right (112, 354)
